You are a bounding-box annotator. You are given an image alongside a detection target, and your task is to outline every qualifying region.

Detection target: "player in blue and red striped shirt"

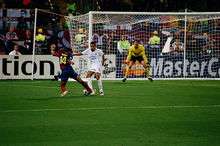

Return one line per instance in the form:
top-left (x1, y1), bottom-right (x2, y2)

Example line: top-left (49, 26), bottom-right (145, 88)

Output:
top-left (51, 47), bottom-right (92, 96)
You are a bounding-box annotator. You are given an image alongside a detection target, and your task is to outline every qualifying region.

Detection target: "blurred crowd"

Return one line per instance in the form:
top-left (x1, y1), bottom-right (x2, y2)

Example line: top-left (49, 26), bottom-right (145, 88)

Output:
top-left (0, 8), bottom-right (220, 57)
top-left (0, 8), bottom-right (72, 55)
top-left (0, 0), bottom-right (219, 13)
top-left (0, 0), bottom-right (220, 57)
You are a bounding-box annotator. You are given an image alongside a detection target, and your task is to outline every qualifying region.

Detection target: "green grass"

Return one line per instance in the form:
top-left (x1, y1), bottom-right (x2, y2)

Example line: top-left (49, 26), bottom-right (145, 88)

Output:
top-left (0, 80), bottom-right (220, 146)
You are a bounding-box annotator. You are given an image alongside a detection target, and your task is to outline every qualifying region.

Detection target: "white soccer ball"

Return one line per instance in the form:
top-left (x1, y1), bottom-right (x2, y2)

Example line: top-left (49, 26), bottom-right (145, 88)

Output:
top-left (83, 89), bottom-right (88, 94)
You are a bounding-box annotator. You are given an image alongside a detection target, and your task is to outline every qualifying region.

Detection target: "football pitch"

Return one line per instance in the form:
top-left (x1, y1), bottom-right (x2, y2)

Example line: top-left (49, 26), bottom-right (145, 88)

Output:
top-left (0, 80), bottom-right (220, 146)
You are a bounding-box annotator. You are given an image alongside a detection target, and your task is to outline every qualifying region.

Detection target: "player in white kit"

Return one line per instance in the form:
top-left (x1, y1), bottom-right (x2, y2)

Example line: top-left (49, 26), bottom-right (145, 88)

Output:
top-left (81, 41), bottom-right (105, 95)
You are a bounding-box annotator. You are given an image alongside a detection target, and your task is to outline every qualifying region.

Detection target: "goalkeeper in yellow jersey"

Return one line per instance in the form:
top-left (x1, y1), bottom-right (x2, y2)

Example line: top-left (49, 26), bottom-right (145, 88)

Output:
top-left (122, 39), bottom-right (153, 82)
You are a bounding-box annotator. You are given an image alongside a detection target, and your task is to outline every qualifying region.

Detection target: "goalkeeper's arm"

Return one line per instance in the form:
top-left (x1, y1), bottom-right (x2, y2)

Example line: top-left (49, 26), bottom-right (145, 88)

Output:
top-left (126, 48), bottom-right (132, 63)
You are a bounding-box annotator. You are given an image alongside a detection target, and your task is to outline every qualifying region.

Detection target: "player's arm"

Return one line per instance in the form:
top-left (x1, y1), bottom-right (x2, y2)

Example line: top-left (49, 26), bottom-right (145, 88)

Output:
top-left (72, 52), bottom-right (83, 56)
top-left (73, 48), bottom-right (88, 56)
top-left (140, 46), bottom-right (148, 63)
top-left (67, 53), bottom-right (75, 65)
top-left (148, 37), bottom-right (152, 44)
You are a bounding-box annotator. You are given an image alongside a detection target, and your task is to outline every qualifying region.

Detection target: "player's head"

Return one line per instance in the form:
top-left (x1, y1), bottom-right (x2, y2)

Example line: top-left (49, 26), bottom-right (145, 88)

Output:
top-left (50, 43), bottom-right (57, 51)
top-left (203, 33), bottom-right (208, 37)
top-left (134, 39), bottom-right (140, 48)
top-left (60, 47), bottom-right (69, 53)
top-left (121, 35), bottom-right (126, 40)
top-left (153, 30), bottom-right (158, 35)
top-left (90, 41), bottom-right (96, 51)
top-left (79, 28), bottom-right (84, 33)
top-left (37, 28), bottom-right (43, 33)
top-left (13, 44), bottom-right (19, 51)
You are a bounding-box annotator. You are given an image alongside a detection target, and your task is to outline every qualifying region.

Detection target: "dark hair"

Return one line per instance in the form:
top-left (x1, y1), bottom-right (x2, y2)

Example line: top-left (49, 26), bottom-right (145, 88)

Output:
top-left (90, 41), bottom-right (96, 45)
top-left (14, 44), bottom-right (19, 47)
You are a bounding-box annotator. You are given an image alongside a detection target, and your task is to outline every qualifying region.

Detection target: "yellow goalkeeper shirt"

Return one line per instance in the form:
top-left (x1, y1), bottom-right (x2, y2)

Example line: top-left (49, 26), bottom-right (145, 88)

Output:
top-left (127, 44), bottom-right (147, 62)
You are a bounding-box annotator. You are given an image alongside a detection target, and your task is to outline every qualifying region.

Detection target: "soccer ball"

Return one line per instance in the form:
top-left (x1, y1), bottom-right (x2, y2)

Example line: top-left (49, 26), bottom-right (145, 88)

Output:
top-left (83, 89), bottom-right (87, 94)
top-left (83, 89), bottom-right (90, 96)
top-left (83, 89), bottom-right (95, 96)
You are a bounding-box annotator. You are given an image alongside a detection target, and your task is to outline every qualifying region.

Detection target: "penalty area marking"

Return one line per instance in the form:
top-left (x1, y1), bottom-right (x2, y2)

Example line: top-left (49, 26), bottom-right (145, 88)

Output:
top-left (1, 105), bottom-right (220, 113)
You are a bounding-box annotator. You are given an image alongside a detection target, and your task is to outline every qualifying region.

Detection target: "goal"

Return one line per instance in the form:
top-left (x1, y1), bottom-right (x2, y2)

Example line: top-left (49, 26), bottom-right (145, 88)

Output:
top-left (65, 11), bottom-right (220, 80)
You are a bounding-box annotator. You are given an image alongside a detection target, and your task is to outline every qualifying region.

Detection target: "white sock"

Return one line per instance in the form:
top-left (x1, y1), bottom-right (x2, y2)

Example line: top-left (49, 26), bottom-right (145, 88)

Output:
top-left (97, 78), bottom-right (103, 92)
top-left (86, 78), bottom-right (93, 90)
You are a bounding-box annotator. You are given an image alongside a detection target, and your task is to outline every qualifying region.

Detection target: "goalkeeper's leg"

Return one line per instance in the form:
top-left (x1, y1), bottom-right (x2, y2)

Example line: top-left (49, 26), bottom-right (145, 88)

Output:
top-left (123, 61), bottom-right (134, 82)
top-left (142, 61), bottom-right (153, 82)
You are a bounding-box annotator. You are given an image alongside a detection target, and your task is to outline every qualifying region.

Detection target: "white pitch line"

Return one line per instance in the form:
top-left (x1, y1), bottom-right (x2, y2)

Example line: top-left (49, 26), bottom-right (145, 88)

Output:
top-left (1, 105), bottom-right (220, 113)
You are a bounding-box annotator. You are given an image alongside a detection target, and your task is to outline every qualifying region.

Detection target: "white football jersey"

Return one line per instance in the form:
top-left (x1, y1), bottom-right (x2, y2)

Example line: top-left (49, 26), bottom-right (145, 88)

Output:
top-left (82, 48), bottom-right (104, 66)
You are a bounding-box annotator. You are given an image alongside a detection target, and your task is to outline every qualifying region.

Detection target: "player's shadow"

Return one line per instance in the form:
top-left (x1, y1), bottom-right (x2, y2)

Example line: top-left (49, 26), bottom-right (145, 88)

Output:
top-left (25, 94), bottom-right (94, 101)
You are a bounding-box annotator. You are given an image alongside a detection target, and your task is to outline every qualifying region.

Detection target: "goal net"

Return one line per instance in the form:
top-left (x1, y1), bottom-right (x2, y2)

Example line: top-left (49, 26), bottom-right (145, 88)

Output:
top-left (65, 12), bottom-right (220, 79)
top-left (25, 10), bottom-right (220, 80)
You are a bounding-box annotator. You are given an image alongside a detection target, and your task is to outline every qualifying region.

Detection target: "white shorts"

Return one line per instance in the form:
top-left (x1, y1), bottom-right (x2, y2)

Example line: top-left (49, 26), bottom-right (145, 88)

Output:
top-left (88, 63), bottom-right (102, 73)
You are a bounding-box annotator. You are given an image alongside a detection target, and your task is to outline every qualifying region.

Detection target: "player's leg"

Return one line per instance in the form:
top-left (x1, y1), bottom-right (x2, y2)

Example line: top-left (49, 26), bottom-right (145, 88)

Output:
top-left (123, 60), bottom-right (134, 82)
top-left (60, 81), bottom-right (68, 96)
top-left (141, 60), bottom-right (153, 82)
top-left (52, 71), bottom-right (61, 81)
top-left (75, 76), bottom-right (92, 94)
top-left (69, 67), bottom-right (92, 94)
top-left (69, 68), bottom-right (92, 94)
top-left (60, 71), bottom-right (69, 97)
top-left (86, 71), bottom-right (95, 95)
top-left (95, 72), bottom-right (104, 96)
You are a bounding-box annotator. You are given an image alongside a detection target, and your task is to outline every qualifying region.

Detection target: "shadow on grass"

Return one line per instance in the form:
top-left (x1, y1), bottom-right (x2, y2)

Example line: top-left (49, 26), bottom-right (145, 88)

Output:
top-left (24, 94), bottom-right (98, 101)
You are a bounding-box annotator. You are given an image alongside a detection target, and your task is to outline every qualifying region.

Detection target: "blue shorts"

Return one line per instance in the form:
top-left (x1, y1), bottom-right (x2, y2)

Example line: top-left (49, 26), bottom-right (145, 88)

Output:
top-left (60, 66), bottom-right (78, 82)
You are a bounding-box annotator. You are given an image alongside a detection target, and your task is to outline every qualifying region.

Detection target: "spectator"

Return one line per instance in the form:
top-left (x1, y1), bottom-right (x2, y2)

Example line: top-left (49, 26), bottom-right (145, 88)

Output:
top-left (100, 34), bottom-right (109, 53)
top-left (171, 39), bottom-right (184, 55)
top-left (23, 29), bottom-right (33, 54)
top-left (116, 35), bottom-right (130, 78)
top-left (5, 26), bottom-right (19, 54)
top-left (148, 31), bottom-right (160, 45)
top-left (193, 32), bottom-right (215, 54)
top-left (117, 35), bottom-right (130, 54)
top-left (6, 26), bottom-right (19, 41)
top-left (9, 44), bottom-right (22, 55)
top-left (50, 43), bottom-right (57, 51)
top-left (74, 28), bottom-right (86, 51)
top-left (35, 28), bottom-right (47, 54)
top-left (148, 31), bottom-right (160, 58)
top-left (75, 28), bottom-right (86, 45)
top-left (36, 28), bottom-right (46, 42)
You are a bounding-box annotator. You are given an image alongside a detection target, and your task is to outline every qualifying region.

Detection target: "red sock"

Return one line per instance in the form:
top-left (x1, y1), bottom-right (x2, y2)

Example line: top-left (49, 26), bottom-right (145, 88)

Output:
top-left (61, 82), bottom-right (67, 93)
top-left (86, 85), bottom-right (92, 92)
top-left (83, 82), bottom-right (92, 92)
